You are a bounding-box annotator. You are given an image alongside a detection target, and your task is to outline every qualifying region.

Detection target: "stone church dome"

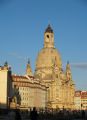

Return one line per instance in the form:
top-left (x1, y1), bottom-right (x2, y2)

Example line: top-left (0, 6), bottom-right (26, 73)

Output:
top-left (35, 25), bottom-right (62, 75)
top-left (36, 47), bottom-right (62, 69)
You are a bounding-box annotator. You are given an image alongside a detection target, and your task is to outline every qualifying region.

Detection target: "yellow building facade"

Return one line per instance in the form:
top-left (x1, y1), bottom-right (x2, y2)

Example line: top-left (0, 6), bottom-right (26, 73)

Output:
top-left (11, 60), bottom-right (47, 109)
top-left (35, 25), bottom-right (75, 110)
top-left (0, 62), bottom-right (12, 108)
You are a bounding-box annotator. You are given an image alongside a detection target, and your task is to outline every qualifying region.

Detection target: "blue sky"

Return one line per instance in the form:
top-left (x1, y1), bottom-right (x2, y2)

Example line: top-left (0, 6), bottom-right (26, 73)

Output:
top-left (0, 0), bottom-right (87, 90)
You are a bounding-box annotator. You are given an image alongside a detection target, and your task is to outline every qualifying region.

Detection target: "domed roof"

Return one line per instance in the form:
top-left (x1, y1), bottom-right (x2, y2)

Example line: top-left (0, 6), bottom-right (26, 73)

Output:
top-left (35, 47), bottom-right (62, 70)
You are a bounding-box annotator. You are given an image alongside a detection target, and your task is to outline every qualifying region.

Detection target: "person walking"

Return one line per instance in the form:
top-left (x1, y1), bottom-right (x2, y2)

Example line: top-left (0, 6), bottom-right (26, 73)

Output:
top-left (8, 109), bottom-right (16, 120)
top-left (82, 110), bottom-right (85, 119)
top-left (30, 107), bottom-right (38, 120)
top-left (15, 109), bottom-right (22, 120)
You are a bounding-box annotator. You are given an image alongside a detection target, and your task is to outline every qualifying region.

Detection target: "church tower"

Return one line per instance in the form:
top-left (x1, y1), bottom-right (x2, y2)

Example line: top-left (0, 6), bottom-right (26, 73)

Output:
top-left (44, 24), bottom-right (54, 48)
top-left (66, 61), bottom-right (72, 81)
top-left (26, 59), bottom-right (33, 76)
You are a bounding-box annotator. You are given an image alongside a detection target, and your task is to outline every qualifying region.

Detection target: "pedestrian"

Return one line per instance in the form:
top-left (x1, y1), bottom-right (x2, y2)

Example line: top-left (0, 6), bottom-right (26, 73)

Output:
top-left (15, 109), bottom-right (21, 120)
top-left (82, 110), bottom-right (85, 119)
top-left (8, 109), bottom-right (16, 120)
top-left (30, 107), bottom-right (38, 120)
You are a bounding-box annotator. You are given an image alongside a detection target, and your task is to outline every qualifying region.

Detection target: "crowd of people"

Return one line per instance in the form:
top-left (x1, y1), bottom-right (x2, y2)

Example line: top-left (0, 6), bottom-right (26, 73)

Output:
top-left (0, 107), bottom-right (87, 120)
top-left (7, 109), bottom-right (22, 120)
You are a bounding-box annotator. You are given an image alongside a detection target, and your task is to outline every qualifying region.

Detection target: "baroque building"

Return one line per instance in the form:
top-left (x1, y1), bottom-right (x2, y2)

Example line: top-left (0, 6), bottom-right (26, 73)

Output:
top-left (74, 91), bottom-right (87, 110)
top-left (11, 60), bottom-right (46, 109)
top-left (0, 25), bottom-right (75, 110)
top-left (35, 25), bottom-right (75, 110)
top-left (0, 61), bottom-right (47, 110)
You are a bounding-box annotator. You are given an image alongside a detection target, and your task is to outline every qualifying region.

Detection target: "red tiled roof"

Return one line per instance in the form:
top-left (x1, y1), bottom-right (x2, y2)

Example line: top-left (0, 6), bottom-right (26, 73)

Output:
top-left (28, 75), bottom-right (34, 79)
top-left (81, 91), bottom-right (87, 98)
top-left (12, 75), bottom-right (27, 79)
top-left (12, 74), bottom-right (35, 82)
top-left (75, 91), bottom-right (81, 97)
